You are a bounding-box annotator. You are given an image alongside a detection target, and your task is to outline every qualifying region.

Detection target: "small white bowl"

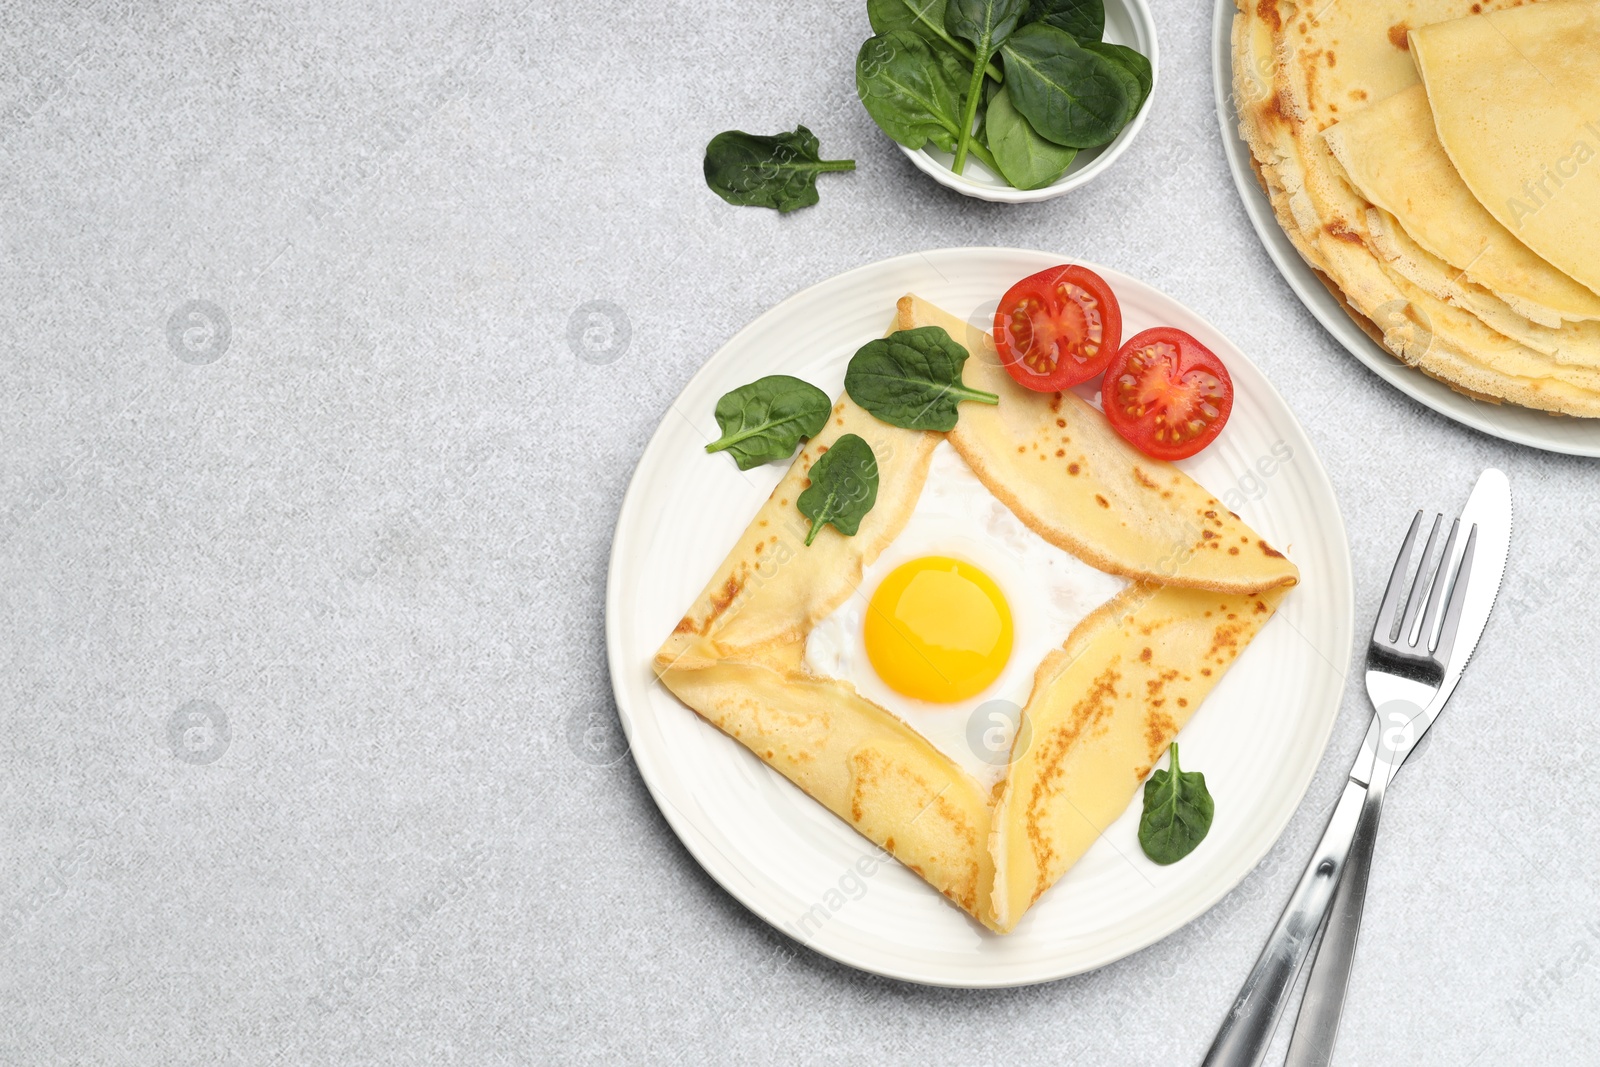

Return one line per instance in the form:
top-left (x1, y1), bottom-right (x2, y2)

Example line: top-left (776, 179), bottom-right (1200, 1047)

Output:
top-left (899, 0), bottom-right (1159, 202)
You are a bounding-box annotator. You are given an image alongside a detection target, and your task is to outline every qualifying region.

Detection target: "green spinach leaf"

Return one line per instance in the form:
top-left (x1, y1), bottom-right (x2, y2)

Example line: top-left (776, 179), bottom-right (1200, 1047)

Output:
top-left (704, 375), bottom-right (833, 470)
top-left (1081, 41), bottom-right (1152, 123)
top-left (797, 434), bottom-right (879, 546)
top-left (845, 326), bottom-right (999, 431)
top-left (703, 126), bottom-right (855, 213)
top-left (985, 82), bottom-right (1077, 189)
top-left (1024, 0), bottom-right (1105, 43)
top-left (867, 0), bottom-right (1004, 83)
top-left (943, 0), bottom-right (1030, 172)
top-left (1138, 744), bottom-right (1215, 865)
top-left (856, 31), bottom-right (1002, 172)
top-left (1000, 24), bottom-right (1137, 148)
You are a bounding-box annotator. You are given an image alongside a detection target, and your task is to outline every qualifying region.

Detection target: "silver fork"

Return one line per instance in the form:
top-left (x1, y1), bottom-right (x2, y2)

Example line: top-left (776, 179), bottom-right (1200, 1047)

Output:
top-left (1286, 469), bottom-right (1510, 1066)
top-left (1201, 469), bottom-right (1511, 1067)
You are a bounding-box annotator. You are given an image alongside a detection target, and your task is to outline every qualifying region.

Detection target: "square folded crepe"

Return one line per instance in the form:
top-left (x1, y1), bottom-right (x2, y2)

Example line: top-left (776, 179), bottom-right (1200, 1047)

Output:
top-left (654, 296), bottom-right (1299, 933)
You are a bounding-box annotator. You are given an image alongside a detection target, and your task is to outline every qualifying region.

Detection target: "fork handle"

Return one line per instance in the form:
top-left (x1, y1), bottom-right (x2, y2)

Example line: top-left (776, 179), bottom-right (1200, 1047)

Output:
top-left (1200, 780), bottom-right (1366, 1067)
top-left (1284, 770), bottom-right (1391, 1065)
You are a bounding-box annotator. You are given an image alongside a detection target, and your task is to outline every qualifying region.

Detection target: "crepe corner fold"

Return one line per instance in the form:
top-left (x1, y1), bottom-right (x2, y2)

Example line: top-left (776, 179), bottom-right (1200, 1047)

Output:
top-left (987, 581), bottom-right (1290, 932)
top-left (898, 293), bottom-right (1300, 595)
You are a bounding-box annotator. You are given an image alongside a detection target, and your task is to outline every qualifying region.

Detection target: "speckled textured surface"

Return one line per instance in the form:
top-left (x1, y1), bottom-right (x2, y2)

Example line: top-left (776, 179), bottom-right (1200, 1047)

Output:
top-left (2, 1), bottom-right (1597, 1063)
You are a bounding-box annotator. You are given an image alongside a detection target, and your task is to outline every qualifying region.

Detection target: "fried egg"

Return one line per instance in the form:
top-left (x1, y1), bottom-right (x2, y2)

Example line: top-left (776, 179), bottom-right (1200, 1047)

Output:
top-left (805, 441), bottom-right (1128, 788)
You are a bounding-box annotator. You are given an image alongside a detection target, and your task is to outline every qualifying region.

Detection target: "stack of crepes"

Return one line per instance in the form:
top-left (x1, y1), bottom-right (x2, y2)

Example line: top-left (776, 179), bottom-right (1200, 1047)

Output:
top-left (1233, 0), bottom-right (1600, 415)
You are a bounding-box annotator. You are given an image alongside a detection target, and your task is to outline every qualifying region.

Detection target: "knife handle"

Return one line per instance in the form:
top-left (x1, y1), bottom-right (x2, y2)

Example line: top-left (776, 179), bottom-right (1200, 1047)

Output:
top-left (1200, 779), bottom-right (1366, 1067)
top-left (1284, 763), bottom-right (1391, 1065)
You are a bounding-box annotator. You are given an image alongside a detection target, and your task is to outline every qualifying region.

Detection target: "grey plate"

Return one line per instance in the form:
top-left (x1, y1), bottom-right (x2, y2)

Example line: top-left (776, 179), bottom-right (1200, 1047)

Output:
top-left (1209, 0), bottom-right (1600, 457)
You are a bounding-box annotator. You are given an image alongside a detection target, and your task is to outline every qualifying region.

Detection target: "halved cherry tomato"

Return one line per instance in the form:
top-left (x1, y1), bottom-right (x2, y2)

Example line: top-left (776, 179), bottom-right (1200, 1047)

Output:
top-left (993, 265), bottom-right (1122, 392)
top-left (1102, 328), bottom-right (1234, 460)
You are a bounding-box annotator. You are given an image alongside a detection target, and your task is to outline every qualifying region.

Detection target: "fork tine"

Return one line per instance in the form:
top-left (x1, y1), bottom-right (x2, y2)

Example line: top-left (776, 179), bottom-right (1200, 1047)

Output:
top-left (1374, 511), bottom-right (1424, 645)
top-left (1417, 518), bottom-right (1461, 650)
top-left (1399, 513), bottom-right (1444, 645)
top-left (1432, 524), bottom-right (1478, 658)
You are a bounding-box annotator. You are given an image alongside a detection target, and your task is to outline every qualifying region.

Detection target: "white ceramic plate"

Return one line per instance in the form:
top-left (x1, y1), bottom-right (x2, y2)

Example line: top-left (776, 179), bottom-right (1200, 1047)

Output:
top-left (901, 0), bottom-right (1158, 202)
top-left (605, 248), bottom-right (1353, 987)
top-left (1209, 0), bottom-right (1600, 457)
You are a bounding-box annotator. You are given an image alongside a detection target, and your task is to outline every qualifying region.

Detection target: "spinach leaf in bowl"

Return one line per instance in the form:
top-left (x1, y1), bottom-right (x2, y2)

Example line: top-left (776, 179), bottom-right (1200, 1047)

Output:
top-left (845, 326), bottom-right (999, 431)
top-left (1081, 41), bottom-right (1152, 123)
top-left (1000, 23), bottom-right (1137, 149)
top-left (943, 0), bottom-right (1030, 173)
top-left (1024, 0), bottom-right (1105, 43)
top-left (703, 126), bottom-right (855, 213)
top-left (705, 375), bottom-right (833, 470)
top-left (856, 31), bottom-right (1002, 172)
top-left (985, 82), bottom-right (1077, 190)
top-left (868, 0), bottom-right (1004, 83)
top-left (797, 434), bottom-right (880, 546)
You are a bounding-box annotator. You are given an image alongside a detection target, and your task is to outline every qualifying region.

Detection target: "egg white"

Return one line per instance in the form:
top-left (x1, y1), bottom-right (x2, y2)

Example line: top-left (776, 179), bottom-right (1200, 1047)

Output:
top-left (804, 441), bottom-right (1128, 789)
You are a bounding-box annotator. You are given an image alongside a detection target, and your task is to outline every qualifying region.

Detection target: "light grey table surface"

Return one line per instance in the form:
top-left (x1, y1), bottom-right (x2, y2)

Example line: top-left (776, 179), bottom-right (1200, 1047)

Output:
top-left (3, 1), bottom-right (1597, 1063)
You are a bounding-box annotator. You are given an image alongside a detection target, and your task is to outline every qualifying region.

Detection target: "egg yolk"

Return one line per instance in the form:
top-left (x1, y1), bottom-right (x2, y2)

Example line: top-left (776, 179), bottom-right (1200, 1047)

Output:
top-left (863, 556), bottom-right (1013, 703)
